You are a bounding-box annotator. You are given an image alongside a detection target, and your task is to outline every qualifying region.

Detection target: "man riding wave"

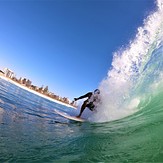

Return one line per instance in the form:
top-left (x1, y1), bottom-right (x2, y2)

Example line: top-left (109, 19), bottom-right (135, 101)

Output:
top-left (74, 89), bottom-right (101, 118)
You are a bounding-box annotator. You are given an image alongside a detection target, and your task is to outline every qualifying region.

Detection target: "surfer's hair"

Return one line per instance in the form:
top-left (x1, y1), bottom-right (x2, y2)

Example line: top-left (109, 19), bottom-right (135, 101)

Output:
top-left (94, 89), bottom-right (100, 94)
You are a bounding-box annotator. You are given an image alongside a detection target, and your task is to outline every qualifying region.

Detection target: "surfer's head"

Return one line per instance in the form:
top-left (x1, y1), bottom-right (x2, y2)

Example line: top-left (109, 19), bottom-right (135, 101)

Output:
top-left (94, 89), bottom-right (100, 94)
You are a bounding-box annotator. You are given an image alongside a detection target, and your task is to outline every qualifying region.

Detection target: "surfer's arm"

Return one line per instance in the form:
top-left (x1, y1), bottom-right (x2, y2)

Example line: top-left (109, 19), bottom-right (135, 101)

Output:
top-left (74, 92), bottom-right (92, 101)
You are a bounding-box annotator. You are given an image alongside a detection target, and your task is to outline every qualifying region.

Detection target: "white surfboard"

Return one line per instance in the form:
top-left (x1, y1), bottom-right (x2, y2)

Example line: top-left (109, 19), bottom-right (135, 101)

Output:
top-left (54, 109), bottom-right (86, 122)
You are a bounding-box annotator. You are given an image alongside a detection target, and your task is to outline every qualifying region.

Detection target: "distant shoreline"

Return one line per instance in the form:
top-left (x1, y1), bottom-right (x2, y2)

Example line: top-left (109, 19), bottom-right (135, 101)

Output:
top-left (0, 75), bottom-right (76, 109)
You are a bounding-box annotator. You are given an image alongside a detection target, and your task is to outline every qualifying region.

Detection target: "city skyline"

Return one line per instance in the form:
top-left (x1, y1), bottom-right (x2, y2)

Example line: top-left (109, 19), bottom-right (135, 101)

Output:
top-left (0, 67), bottom-right (74, 106)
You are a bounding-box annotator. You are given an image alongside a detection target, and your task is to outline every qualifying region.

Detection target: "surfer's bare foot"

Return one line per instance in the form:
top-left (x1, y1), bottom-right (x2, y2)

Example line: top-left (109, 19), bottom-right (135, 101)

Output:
top-left (76, 115), bottom-right (80, 118)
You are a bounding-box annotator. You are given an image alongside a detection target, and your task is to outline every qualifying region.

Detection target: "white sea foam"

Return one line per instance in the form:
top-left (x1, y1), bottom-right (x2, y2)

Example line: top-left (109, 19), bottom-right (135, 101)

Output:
top-left (91, 0), bottom-right (163, 123)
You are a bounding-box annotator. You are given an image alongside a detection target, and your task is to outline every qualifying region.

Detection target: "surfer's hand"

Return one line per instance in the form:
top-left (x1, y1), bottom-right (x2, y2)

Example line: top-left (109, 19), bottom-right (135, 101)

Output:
top-left (71, 100), bottom-right (75, 104)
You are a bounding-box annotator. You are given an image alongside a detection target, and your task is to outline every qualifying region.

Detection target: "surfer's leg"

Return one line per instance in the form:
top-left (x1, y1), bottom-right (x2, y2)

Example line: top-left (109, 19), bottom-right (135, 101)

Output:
top-left (87, 102), bottom-right (95, 111)
top-left (77, 100), bottom-right (87, 118)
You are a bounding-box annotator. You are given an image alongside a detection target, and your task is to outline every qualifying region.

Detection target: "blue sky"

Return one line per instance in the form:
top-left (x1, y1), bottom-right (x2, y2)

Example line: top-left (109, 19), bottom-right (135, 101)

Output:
top-left (0, 0), bottom-right (155, 100)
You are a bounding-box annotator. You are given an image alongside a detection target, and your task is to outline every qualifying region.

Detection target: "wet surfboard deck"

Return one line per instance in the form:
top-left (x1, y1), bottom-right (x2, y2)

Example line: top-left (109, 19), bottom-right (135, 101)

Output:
top-left (54, 109), bottom-right (86, 122)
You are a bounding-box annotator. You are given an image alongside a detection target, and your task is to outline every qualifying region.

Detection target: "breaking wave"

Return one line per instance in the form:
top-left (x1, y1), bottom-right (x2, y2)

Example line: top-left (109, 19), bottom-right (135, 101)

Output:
top-left (91, 0), bottom-right (163, 122)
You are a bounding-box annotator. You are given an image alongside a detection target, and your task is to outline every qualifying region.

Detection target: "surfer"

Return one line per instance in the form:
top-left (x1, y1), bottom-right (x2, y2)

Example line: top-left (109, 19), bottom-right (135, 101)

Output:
top-left (74, 89), bottom-right (100, 118)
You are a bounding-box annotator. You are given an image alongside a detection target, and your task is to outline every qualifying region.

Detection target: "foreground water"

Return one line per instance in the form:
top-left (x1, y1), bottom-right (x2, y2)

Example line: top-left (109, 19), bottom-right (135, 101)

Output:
top-left (0, 78), bottom-right (163, 162)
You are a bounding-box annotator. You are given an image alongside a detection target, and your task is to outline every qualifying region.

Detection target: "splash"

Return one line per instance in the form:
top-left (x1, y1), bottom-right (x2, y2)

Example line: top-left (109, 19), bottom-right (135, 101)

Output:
top-left (90, 0), bottom-right (163, 123)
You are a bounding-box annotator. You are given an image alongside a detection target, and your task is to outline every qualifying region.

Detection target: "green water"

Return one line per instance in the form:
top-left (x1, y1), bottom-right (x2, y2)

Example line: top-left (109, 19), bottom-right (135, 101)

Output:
top-left (0, 79), bottom-right (163, 162)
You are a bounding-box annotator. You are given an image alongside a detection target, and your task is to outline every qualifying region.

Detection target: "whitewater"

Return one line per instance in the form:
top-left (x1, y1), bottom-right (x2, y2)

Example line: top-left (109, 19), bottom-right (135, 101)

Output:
top-left (90, 0), bottom-right (163, 122)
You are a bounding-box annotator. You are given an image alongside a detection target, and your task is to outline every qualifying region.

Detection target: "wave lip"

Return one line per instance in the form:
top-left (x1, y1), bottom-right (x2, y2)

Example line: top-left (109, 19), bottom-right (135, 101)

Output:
top-left (91, 0), bottom-right (163, 123)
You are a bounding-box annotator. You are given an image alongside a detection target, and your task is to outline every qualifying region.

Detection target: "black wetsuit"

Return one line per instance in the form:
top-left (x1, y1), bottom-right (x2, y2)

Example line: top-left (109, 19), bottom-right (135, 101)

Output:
top-left (76, 92), bottom-right (95, 110)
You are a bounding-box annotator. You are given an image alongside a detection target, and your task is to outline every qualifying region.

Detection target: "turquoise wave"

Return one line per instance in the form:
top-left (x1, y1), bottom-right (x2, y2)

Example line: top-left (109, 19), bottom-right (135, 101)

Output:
top-left (93, 0), bottom-right (163, 123)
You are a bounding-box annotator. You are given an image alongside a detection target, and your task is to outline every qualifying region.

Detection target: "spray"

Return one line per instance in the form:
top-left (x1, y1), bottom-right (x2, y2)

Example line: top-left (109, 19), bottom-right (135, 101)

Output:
top-left (90, 0), bottom-right (163, 123)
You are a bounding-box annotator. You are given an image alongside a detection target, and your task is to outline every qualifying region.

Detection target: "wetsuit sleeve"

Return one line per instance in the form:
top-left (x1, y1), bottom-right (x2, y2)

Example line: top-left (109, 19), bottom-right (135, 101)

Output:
top-left (76, 92), bottom-right (92, 100)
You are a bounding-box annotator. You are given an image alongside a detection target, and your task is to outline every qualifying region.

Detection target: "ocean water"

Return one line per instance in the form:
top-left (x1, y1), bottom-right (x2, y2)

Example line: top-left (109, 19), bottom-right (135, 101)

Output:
top-left (1, 78), bottom-right (163, 163)
top-left (1, 0), bottom-right (163, 162)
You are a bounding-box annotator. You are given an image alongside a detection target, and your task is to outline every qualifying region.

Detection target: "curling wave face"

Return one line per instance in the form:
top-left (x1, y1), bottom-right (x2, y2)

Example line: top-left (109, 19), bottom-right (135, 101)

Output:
top-left (90, 0), bottom-right (163, 123)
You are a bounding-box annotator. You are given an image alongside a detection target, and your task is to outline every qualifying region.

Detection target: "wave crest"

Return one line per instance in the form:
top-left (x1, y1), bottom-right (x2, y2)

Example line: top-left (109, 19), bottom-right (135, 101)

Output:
top-left (90, 0), bottom-right (163, 123)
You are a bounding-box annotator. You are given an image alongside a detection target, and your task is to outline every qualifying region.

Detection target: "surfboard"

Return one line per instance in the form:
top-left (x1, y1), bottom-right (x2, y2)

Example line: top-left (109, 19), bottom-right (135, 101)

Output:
top-left (54, 109), bottom-right (86, 122)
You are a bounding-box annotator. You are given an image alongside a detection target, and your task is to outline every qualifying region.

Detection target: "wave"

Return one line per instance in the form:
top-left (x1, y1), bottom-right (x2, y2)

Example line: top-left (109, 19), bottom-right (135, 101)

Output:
top-left (91, 0), bottom-right (163, 123)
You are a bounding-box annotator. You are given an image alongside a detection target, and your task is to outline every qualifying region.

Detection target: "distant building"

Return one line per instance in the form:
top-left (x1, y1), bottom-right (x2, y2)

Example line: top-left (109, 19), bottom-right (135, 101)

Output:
top-left (19, 77), bottom-right (23, 84)
top-left (63, 97), bottom-right (70, 104)
top-left (0, 70), bottom-right (4, 75)
top-left (4, 68), bottom-right (14, 78)
top-left (38, 86), bottom-right (43, 93)
top-left (19, 77), bottom-right (26, 84)
top-left (19, 77), bottom-right (31, 87)
top-left (12, 76), bottom-right (18, 82)
top-left (22, 78), bottom-right (27, 84)
top-left (26, 79), bottom-right (32, 87)
top-left (30, 85), bottom-right (37, 90)
top-left (43, 86), bottom-right (49, 94)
